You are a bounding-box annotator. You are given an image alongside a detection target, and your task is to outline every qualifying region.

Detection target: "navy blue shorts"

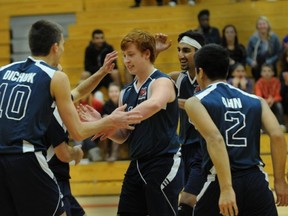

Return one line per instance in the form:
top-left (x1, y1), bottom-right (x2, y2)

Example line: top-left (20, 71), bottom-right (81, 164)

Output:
top-left (193, 167), bottom-right (277, 216)
top-left (58, 180), bottom-right (85, 216)
top-left (117, 151), bottom-right (184, 216)
top-left (0, 152), bottom-right (65, 216)
top-left (181, 143), bottom-right (206, 195)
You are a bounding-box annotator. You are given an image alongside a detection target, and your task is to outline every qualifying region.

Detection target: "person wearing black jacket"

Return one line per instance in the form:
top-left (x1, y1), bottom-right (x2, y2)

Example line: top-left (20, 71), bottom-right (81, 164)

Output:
top-left (83, 29), bottom-right (121, 92)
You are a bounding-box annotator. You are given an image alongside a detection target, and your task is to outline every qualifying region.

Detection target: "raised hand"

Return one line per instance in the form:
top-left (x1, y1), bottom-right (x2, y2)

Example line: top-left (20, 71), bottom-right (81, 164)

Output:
top-left (77, 104), bottom-right (102, 122)
top-left (155, 33), bottom-right (172, 55)
top-left (100, 51), bottom-right (118, 74)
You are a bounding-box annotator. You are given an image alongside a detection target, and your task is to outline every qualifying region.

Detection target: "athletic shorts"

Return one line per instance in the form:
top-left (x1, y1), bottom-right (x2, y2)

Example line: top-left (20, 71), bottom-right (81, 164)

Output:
top-left (193, 167), bottom-right (277, 216)
top-left (58, 180), bottom-right (85, 216)
top-left (181, 143), bottom-right (206, 195)
top-left (117, 150), bottom-right (184, 216)
top-left (0, 152), bottom-right (65, 216)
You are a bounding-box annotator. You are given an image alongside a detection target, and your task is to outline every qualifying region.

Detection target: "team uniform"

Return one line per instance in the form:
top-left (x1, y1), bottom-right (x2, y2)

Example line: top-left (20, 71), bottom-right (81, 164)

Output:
top-left (193, 82), bottom-right (277, 216)
top-left (175, 71), bottom-right (205, 195)
top-left (45, 108), bottom-right (85, 216)
top-left (117, 70), bottom-right (184, 216)
top-left (0, 57), bottom-right (64, 216)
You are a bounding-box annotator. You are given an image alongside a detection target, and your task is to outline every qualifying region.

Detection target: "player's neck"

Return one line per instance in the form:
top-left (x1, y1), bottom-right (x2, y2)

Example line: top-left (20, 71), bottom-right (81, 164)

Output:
top-left (187, 69), bottom-right (195, 79)
top-left (205, 79), bottom-right (226, 88)
top-left (32, 55), bottom-right (57, 68)
top-left (136, 65), bottom-right (155, 86)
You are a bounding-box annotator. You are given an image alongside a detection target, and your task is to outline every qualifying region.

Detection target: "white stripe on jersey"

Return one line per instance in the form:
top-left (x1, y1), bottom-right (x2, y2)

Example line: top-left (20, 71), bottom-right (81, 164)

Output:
top-left (196, 82), bottom-right (259, 101)
top-left (0, 59), bottom-right (26, 71)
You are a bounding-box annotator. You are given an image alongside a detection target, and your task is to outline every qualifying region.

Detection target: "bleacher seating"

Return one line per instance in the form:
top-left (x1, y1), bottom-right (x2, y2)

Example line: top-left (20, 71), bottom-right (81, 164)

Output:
top-left (0, 0), bottom-right (287, 195)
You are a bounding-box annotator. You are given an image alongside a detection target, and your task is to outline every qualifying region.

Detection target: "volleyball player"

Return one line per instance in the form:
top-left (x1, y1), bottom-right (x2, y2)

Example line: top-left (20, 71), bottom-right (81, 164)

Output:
top-left (185, 44), bottom-right (288, 215)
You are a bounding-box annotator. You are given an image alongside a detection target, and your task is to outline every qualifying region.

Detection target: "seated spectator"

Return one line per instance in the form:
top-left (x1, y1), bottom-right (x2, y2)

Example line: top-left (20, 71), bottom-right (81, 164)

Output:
top-left (280, 35), bottom-right (288, 115)
top-left (194, 9), bottom-right (221, 44)
top-left (83, 29), bottom-right (121, 97)
top-left (227, 63), bottom-right (254, 93)
top-left (102, 83), bottom-right (121, 162)
top-left (168, 0), bottom-right (195, 6)
top-left (130, 0), bottom-right (163, 7)
top-left (246, 16), bottom-right (281, 81)
top-left (255, 64), bottom-right (286, 131)
top-left (222, 24), bottom-right (246, 77)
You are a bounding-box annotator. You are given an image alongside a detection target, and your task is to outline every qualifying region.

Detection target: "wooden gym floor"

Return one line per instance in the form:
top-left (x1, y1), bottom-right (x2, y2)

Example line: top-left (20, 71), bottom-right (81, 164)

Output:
top-left (76, 195), bottom-right (288, 215)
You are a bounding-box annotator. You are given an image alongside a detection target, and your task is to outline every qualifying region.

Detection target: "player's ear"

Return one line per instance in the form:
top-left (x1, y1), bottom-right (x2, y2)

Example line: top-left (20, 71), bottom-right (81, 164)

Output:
top-left (198, 67), bottom-right (204, 79)
top-left (143, 49), bottom-right (150, 61)
top-left (51, 43), bottom-right (59, 54)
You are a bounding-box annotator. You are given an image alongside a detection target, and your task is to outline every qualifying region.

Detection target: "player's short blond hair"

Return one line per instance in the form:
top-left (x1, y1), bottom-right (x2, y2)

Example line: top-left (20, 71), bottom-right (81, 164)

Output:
top-left (121, 29), bottom-right (156, 63)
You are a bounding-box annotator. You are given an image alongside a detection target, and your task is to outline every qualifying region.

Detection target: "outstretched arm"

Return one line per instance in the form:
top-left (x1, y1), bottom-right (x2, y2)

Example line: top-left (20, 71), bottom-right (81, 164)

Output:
top-left (71, 51), bottom-right (118, 102)
top-left (185, 97), bottom-right (238, 216)
top-left (50, 71), bottom-right (142, 141)
top-left (260, 97), bottom-right (288, 206)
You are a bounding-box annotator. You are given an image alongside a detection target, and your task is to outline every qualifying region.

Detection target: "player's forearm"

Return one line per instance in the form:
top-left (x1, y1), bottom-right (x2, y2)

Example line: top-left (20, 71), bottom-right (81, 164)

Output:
top-left (71, 68), bottom-right (107, 102)
top-left (132, 99), bottom-right (164, 120)
top-left (108, 129), bottom-right (130, 144)
top-left (207, 135), bottom-right (233, 191)
top-left (270, 133), bottom-right (287, 181)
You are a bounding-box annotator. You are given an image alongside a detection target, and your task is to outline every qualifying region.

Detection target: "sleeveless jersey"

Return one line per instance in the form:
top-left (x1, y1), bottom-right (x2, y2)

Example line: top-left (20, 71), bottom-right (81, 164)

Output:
top-left (45, 108), bottom-right (70, 181)
top-left (0, 57), bottom-right (56, 154)
top-left (175, 71), bottom-right (200, 145)
top-left (194, 82), bottom-right (263, 174)
top-left (121, 70), bottom-right (180, 159)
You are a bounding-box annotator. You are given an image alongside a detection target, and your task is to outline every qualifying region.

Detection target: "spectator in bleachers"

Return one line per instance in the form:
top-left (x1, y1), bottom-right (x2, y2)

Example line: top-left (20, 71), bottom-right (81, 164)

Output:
top-left (228, 63), bottom-right (254, 93)
top-left (130, 0), bottom-right (163, 8)
top-left (255, 64), bottom-right (286, 131)
top-left (280, 35), bottom-right (288, 115)
top-left (102, 83), bottom-right (121, 162)
top-left (246, 16), bottom-right (281, 81)
top-left (221, 24), bottom-right (246, 77)
top-left (168, 0), bottom-right (196, 7)
top-left (83, 29), bottom-right (121, 96)
top-left (194, 9), bottom-right (221, 44)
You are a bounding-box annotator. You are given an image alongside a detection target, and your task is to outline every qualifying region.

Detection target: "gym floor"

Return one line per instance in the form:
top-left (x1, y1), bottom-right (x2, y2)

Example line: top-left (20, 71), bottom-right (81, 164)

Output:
top-left (77, 196), bottom-right (288, 215)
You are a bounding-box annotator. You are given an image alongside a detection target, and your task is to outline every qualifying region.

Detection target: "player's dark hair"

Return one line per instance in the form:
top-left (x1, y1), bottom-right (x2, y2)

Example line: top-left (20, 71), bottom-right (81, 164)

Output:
top-left (177, 30), bottom-right (205, 50)
top-left (29, 20), bottom-right (63, 56)
top-left (194, 44), bottom-right (229, 80)
top-left (92, 29), bottom-right (104, 38)
top-left (198, 9), bottom-right (210, 20)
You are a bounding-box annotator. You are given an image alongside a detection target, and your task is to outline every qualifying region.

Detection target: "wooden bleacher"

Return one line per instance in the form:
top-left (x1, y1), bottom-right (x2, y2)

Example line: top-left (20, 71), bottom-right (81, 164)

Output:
top-left (70, 134), bottom-right (288, 196)
top-left (0, 0), bottom-right (287, 195)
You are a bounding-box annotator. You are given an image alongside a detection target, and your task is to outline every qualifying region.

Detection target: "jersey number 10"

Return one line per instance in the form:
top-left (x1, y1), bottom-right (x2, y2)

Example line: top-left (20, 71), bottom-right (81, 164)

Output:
top-left (0, 83), bottom-right (31, 120)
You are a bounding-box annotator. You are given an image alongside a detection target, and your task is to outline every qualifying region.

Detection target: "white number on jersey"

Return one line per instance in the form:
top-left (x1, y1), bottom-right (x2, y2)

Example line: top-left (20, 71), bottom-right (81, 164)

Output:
top-left (224, 111), bottom-right (247, 147)
top-left (0, 83), bottom-right (31, 120)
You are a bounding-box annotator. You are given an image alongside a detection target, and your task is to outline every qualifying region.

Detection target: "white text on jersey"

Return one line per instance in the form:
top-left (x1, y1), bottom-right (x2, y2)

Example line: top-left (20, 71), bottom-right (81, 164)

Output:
top-left (3, 70), bottom-right (36, 84)
top-left (222, 97), bottom-right (242, 109)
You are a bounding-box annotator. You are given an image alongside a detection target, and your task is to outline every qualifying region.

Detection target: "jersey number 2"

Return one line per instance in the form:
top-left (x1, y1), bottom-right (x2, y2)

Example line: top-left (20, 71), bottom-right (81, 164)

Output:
top-left (0, 83), bottom-right (31, 120)
top-left (224, 111), bottom-right (247, 147)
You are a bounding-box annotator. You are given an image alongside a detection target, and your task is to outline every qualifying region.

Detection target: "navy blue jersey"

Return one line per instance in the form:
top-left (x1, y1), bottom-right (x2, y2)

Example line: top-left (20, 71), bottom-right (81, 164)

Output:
top-left (0, 57), bottom-right (56, 154)
top-left (121, 70), bottom-right (180, 159)
top-left (176, 71), bottom-right (201, 145)
top-left (195, 82), bottom-right (263, 174)
top-left (45, 108), bottom-right (70, 181)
